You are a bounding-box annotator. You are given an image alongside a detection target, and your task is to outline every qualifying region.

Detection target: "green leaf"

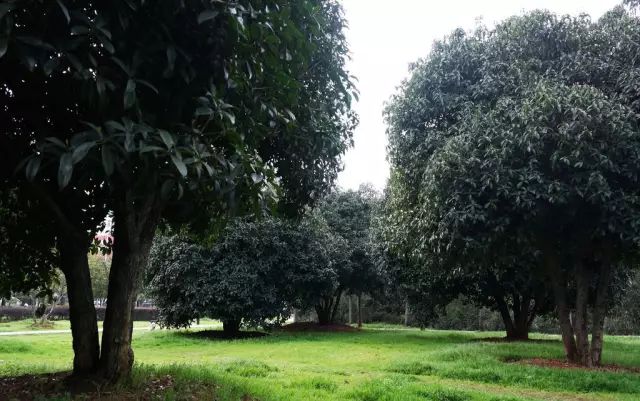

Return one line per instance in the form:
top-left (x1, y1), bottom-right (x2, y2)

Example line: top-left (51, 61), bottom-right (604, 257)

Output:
top-left (58, 153), bottom-right (74, 188)
top-left (43, 57), bottom-right (60, 76)
top-left (72, 141), bottom-right (96, 163)
top-left (251, 173), bottom-right (263, 184)
top-left (45, 137), bottom-right (67, 149)
top-left (197, 10), bottom-right (219, 24)
top-left (0, 37), bottom-right (7, 59)
top-left (56, 0), bottom-right (70, 23)
top-left (25, 156), bottom-right (41, 181)
top-left (171, 154), bottom-right (188, 177)
top-left (16, 36), bottom-right (55, 51)
top-left (102, 145), bottom-right (115, 176)
top-left (71, 25), bottom-right (90, 35)
top-left (159, 130), bottom-right (174, 149)
top-left (136, 79), bottom-right (159, 94)
top-left (124, 79), bottom-right (136, 109)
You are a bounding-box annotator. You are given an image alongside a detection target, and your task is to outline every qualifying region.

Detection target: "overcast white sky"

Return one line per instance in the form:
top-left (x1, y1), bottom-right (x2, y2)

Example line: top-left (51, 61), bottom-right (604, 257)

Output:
top-left (336, 0), bottom-right (621, 190)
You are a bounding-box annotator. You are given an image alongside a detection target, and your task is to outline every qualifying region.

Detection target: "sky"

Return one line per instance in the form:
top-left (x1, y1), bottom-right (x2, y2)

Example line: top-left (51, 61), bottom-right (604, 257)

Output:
top-left (336, 0), bottom-right (622, 191)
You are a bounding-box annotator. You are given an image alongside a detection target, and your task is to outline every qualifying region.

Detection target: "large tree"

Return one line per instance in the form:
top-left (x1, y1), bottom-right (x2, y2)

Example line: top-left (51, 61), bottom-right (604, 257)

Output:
top-left (1, 0), bottom-right (355, 382)
top-left (385, 5), bottom-right (640, 366)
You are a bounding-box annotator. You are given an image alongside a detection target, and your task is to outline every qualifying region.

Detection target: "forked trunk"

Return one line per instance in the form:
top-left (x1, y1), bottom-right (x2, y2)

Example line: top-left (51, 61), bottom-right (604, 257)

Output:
top-left (315, 301), bottom-right (332, 325)
top-left (543, 250), bottom-right (578, 362)
top-left (99, 194), bottom-right (160, 383)
top-left (573, 261), bottom-right (592, 367)
top-left (59, 235), bottom-right (100, 376)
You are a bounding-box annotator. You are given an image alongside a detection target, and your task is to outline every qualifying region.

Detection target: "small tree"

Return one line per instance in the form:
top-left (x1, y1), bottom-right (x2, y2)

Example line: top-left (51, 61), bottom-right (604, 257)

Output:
top-left (148, 218), bottom-right (343, 332)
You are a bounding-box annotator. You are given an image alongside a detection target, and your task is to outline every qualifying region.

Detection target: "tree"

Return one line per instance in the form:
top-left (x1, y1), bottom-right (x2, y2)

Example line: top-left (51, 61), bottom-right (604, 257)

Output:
top-left (148, 217), bottom-right (346, 332)
top-left (1, 0), bottom-right (355, 382)
top-left (314, 185), bottom-right (382, 326)
top-left (385, 6), bottom-right (640, 366)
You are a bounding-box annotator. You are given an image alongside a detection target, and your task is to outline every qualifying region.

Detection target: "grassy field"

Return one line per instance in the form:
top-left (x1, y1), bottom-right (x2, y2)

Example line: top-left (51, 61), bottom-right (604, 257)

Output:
top-left (0, 318), bottom-right (220, 332)
top-left (1, 325), bottom-right (639, 401)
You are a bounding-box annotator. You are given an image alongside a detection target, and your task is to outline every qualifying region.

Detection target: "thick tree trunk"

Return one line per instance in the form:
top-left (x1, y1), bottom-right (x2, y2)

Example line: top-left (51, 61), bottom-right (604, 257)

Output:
top-left (512, 294), bottom-right (533, 341)
top-left (59, 235), bottom-right (100, 377)
top-left (544, 251), bottom-right (578, 362)
top-left (99, 195), bottom-right (160, 383)
top-left (222, 319), bottom-right (241, 335)
top-left (591, 261), bottom-right (612, 366)
top-left (315, 303), bottom-right (331, 325)
top-left (495, 294), bottom-right (517, 339)
top-left (574, 261), bottom-right (592, 367)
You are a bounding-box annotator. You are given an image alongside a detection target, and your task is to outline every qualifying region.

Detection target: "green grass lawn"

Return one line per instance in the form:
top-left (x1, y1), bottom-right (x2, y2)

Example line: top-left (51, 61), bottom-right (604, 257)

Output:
top-left (0, 318), bottom-right (220, 332)
top-left (1, 325), bottom-right (639, 401)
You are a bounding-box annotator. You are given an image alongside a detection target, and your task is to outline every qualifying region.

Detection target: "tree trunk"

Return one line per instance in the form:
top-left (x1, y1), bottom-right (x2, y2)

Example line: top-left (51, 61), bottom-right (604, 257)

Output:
top-left (99, 195), bottom-right (160, 383)
top-left (574, 261), bottom-right (592, 367)
top-left (495, 293), bottom-right (517, 339)
top-left (222, 319), bottom-right (241, 336)
top-left (348, 296), bottom-right (353, 325)
top-left (591, 261), bottom-right (612, 366)
top-left (404, 298), bottom-right (410, 326)
top-left (543, 250), bottom-right (578, 362)
top-left (59, 235), bottom-right (100, 377)
top-left (315, 303), bottom-right (331, 325)
top-left (330, 289), bottom-right (343, 323)
top-left (357, 293), bottom-right (362, 329)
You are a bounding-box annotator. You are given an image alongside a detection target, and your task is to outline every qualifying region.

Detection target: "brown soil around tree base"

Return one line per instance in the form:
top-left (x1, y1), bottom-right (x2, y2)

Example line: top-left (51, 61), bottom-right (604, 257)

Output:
top-left (279, 322), bottom-right (358, 332)
top-left (516, 358), bottom-right (640, 374)
top-left (0, 372), bottom-right (218, 401)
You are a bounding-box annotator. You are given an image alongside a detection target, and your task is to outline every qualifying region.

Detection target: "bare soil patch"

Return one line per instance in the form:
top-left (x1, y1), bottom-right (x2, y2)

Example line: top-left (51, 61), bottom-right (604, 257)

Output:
top-left (280, 322), bottom-right (358, 332)
top-left (517, 358), bottom-right (640, 374)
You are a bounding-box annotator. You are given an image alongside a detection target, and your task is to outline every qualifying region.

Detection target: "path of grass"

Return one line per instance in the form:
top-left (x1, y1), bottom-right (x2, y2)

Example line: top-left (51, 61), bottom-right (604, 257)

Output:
top-left (0, 325), bottom-right (638, 401)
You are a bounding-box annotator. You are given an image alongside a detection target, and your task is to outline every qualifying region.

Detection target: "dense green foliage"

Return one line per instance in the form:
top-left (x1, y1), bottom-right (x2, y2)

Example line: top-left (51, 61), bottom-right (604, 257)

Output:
top-left (148, 218), bottom-right (346, 331)
top-left (384, 4), bottom-right (640, 365)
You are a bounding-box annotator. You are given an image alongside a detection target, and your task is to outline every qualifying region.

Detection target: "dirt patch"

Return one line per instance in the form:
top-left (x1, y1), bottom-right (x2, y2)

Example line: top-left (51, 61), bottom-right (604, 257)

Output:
top-left (184, 330), bottom-right (268, 340)
top-left (0, 372), bottom-right (217, 401)
top-left (517, 358), bottom-right (640, 374)
top-left (279, 322), bottom-right (358, 332)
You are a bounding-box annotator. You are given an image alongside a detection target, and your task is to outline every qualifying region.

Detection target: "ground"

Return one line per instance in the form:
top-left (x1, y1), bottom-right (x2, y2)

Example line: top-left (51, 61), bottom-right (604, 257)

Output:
top-left (0, 322), bottom-right (639, 401)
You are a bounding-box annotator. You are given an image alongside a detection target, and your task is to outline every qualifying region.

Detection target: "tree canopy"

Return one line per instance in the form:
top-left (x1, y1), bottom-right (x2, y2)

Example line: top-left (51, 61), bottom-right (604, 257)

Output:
top-left (1, 0), bottom-right (356, 382)
top-left (384, 5), bottom-right (640, 365)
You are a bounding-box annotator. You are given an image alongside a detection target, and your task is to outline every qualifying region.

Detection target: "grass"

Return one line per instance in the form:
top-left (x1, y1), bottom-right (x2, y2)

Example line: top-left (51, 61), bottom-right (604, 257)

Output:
top-left (0, 324), bottom-right (639, 401)
top-left (0, 318), bottom-right (220, 332)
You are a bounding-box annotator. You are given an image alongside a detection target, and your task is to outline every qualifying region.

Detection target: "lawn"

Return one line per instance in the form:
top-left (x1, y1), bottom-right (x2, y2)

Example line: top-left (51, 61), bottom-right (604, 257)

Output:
top-left (0, 319), bottom-right (220, 333)
top-left (1, 325), bottom-right (639, 401)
